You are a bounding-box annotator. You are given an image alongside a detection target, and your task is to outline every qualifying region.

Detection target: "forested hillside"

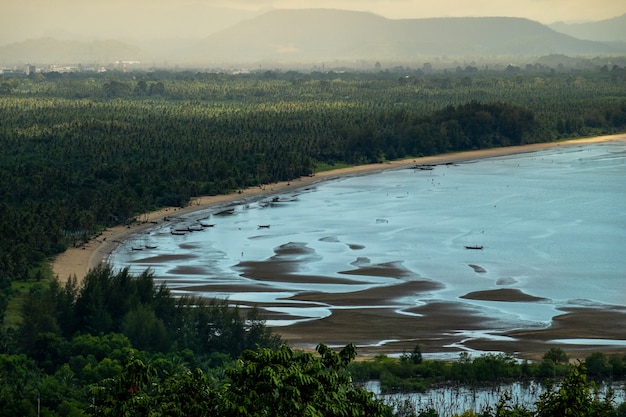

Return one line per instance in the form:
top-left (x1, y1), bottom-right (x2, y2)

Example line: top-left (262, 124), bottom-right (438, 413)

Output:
top-left (1, 67), bottom-right (626, 416)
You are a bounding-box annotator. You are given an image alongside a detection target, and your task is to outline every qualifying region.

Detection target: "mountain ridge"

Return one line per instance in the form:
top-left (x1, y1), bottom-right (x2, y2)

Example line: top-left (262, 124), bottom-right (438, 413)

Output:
top-left (1, 9), bottom-right (624, 67)
top-left (549, 14), bottom-right (626, 42)
top-left (198, 10), bottom-right (623, 63)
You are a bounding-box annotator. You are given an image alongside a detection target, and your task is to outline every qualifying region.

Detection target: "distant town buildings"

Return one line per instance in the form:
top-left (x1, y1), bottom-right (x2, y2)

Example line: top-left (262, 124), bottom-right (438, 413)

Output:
top-left (0, 63), bottom-right (110, 75)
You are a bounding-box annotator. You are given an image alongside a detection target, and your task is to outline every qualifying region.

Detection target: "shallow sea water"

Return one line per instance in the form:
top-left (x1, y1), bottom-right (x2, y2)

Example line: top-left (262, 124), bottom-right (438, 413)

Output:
top-left (110, 141), bottom-right (626, 347)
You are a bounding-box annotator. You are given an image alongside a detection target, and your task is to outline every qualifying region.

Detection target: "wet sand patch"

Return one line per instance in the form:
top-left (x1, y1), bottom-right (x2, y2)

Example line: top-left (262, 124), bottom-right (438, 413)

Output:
top-left (248, 234), bottom-right (275, 240)
top-left (240, 300), bottom-right (326, 310)
top-left (131, 253), bottom-right (198, 263)
top-left (272, 242), bottom-right (318, 257)
top-left (167, 265), bottom-right (210, 275)
top-left (339, 260), bottom-right (422, 279)
top-left (287, 279), bottom-right (444, 306)
top-left (249, 310), bottom-right (321, 322)
top-left (404, 301), bottom-right (500, 329)
top-left (171, 283), bottom-right (280, 293)
top-left (461, 288), bottom-right (547, 302)
top-left (496, 277), bottom-right (518, 285)
top-left (179, 243), bottom-right (201, 249)
top-left (464, 306), bottom-right (626, 360)
top-left (237, 267), bottom-right (365, 285)
top-left (235, 242), bottom-right (370, 285)
top-left (350, 257), bottom-right (370, 267)
top-left (278, 301), bottom-right (496, 353)
top-left (507, 306), bottom-right (626, 341)
top-left (347, 243), bottom-right (365, 250)
top-left (468, 264), bottom-right (487, 273)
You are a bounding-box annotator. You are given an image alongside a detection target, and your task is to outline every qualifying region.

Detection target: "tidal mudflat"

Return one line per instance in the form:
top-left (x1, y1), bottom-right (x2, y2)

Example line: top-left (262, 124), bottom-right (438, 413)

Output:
top-left (110, 141), bottom-right (626, 358)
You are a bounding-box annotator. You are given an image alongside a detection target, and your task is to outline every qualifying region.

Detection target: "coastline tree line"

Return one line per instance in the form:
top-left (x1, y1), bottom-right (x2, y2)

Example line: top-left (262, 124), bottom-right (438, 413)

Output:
top-left (0, 68), bottom-right (625, 416)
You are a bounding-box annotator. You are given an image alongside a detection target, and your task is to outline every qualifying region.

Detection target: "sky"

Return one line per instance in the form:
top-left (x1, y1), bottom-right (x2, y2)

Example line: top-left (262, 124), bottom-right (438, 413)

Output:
top-left (1, 0), bottom-right (624, 44)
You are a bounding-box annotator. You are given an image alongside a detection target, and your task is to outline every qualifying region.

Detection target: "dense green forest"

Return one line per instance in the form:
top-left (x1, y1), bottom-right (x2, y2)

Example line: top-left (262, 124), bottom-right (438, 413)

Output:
top-left (1, 67), bottom-right (626, 416)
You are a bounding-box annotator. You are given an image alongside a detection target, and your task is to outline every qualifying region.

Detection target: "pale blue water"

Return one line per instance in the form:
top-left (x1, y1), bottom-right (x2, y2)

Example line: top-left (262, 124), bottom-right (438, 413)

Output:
top-left (110, 140), bottom-right (626, 348)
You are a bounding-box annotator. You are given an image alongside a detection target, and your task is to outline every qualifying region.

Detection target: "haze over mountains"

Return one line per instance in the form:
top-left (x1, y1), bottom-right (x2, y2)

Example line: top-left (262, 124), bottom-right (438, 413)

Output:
top-left (1, 9), bottom-right (625, 68)
top-left (549, 13), bottom-right (626, 42)
top-left (200, 10), bottom-right (624, 61)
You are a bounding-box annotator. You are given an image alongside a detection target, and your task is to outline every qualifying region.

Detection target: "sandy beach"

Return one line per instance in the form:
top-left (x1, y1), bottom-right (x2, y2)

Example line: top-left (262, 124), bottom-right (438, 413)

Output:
top-left (52, 134), bottom-right (626, 284)
top-left (51, 134), bottom-right (626, 359)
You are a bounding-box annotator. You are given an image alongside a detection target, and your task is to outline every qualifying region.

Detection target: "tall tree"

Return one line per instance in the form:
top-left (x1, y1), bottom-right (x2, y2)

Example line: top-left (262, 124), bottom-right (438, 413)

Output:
top-left (535, 363), bottom-right (614, 417)
top-left (222, 343), bottom-right (391, 417)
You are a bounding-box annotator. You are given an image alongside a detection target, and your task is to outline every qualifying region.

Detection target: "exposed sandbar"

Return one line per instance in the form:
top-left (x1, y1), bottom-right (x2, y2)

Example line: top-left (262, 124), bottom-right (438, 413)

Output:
top-left (287, 279), bottom-right (444, 307)
top-left (461, 288), bottom-right (547, 302)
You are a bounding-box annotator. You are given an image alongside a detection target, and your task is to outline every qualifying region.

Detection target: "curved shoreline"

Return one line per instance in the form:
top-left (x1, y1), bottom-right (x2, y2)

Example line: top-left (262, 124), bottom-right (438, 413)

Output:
top-left (52, 134), bottom-right (626, 285)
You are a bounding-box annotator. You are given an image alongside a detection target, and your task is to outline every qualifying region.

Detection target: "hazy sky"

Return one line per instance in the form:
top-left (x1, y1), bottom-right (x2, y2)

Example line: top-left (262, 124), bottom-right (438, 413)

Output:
top-left (1, 0), bottom-right (623, 44)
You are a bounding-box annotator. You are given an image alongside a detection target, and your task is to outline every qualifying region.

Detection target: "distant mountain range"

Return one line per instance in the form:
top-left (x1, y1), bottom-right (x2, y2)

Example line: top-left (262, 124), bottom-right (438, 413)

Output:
top-left (549, 13), bottom-right (626, 43)
top-left (199, 9), bottom-right (624, 62)
top-left (1, 9), bottom-right (625, 68)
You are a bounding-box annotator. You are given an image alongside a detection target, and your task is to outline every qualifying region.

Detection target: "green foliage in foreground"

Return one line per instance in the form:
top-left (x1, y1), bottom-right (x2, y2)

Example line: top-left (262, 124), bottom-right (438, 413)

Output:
top-left (533, 364), bottom-right (614, 417)
top-left (0, 266), bottom-right (283, 416)
top-left (91, 343), bottom-right (391, 417)
top-left (1, 331), bottom-right (625, 416)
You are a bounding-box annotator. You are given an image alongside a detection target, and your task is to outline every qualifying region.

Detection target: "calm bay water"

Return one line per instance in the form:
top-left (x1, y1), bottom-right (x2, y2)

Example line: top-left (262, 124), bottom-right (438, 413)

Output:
top-left (110, 141), bottom-right (626, 347)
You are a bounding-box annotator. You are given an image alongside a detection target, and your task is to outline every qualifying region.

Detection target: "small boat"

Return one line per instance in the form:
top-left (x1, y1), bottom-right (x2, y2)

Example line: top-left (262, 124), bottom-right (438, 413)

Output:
top-left (258, 225), bottom-right (271, 229)
top-left (171, 230), bottom-right (187, 236)
top-left (215, 208), bottom-right (235, 216)
top-left (145, 245), bottom-right (158, 249)
top-left (464, 245), bottom-right (483, 250)
top-left (131, 247), bottom-right (144, 251)
top-left (413, 164), bottom-right (435, 171)
top-left (199, 222), bottom-right (215, 228)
